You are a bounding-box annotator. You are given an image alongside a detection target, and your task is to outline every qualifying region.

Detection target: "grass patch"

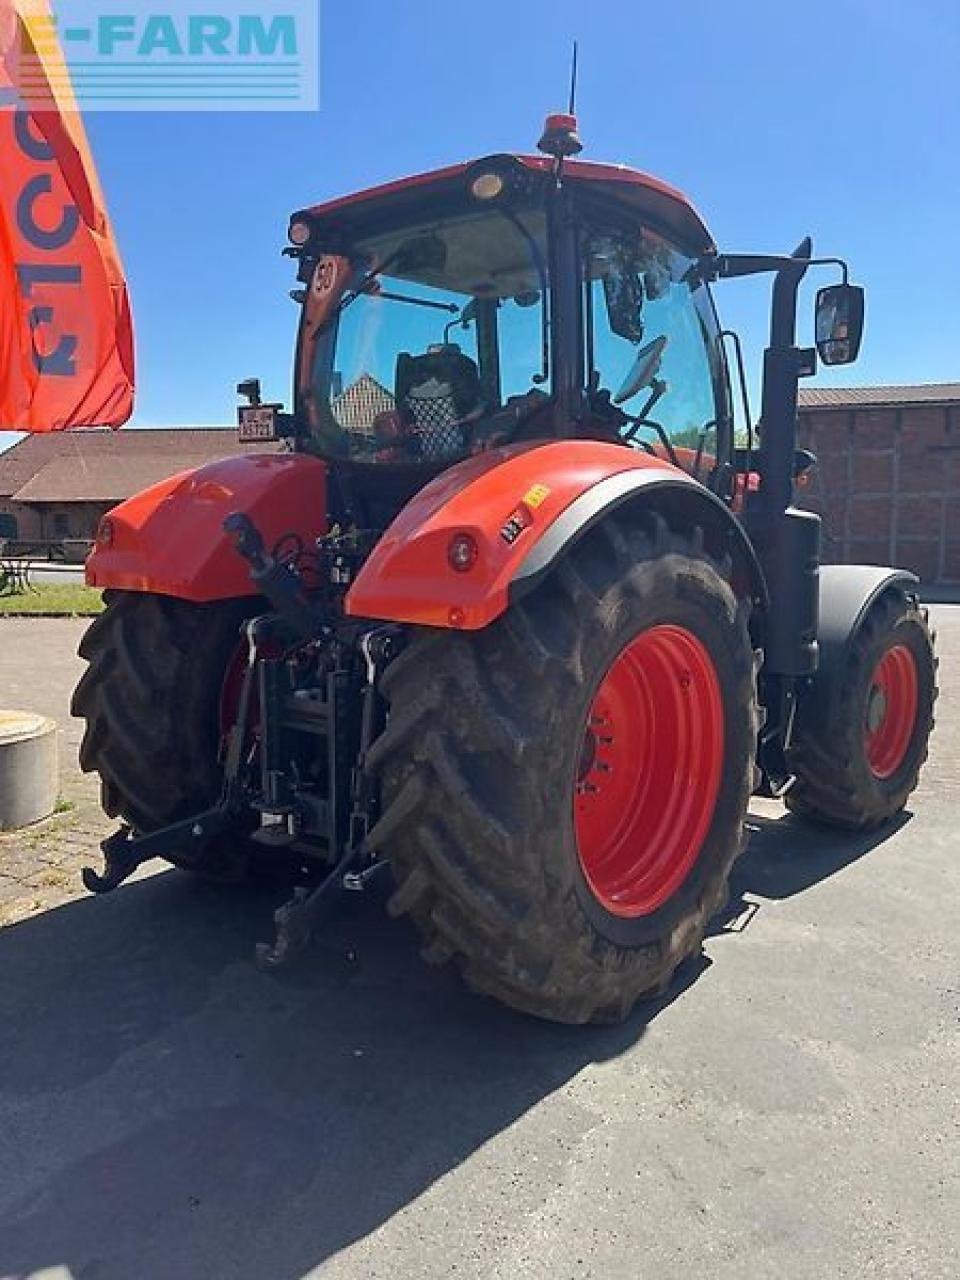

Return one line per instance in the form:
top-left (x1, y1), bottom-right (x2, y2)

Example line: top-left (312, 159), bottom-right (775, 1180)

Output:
top-left (0, 583), bottom-right (103, 616)
top-left (37, 868), bottom-right (72, 889)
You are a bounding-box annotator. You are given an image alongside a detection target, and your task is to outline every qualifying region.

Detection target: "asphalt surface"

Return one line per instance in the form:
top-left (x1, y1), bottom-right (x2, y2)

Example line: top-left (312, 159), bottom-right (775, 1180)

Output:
top-left (0, 610), bottom-right (957, 1279)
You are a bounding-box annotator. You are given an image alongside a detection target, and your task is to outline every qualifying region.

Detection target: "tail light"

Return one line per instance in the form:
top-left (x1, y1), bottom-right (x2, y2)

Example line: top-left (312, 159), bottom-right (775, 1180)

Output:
top-left (447, 532), bottom-right (479, 573)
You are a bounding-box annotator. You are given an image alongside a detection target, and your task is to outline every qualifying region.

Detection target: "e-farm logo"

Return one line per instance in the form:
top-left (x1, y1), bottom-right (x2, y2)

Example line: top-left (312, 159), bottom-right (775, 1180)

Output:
top-left (8, 1), bottom-right (318, 111)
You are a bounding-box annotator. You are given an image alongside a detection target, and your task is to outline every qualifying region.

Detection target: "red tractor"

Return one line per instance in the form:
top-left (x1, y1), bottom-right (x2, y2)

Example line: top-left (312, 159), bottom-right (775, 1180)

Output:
top-left (72, 115), bottom-right (937, 1023)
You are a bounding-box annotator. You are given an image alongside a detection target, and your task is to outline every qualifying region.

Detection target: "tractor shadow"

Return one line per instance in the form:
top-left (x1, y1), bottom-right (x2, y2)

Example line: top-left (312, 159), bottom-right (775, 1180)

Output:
top-left (710, 803), bottom-right (912, 938)
top-left (0, 869), bottom-right (703, 1280)
top-left (0, 807), bottom-right (907, 1278)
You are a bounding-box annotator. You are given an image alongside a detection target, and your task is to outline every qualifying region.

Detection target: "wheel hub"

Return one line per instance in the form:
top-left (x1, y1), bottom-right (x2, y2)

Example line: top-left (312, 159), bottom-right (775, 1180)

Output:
top-left (576, 723), bottom-right (599, 787)
top-left (865, 684), bottom-right (887, 734)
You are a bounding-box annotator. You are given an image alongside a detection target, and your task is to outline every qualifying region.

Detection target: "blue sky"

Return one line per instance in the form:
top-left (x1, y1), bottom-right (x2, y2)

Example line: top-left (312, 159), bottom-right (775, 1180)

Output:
top-left (6, 0), bottom-right (960, 442)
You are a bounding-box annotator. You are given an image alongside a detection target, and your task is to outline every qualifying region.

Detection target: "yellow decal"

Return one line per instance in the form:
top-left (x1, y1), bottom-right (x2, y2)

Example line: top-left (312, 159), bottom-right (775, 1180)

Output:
top-left (522, 483), bottom-right (551, 510)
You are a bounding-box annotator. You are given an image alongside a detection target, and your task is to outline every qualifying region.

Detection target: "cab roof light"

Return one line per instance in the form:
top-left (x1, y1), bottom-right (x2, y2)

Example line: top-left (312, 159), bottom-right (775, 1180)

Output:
top-left (469, 171), bottom-right (505, 202)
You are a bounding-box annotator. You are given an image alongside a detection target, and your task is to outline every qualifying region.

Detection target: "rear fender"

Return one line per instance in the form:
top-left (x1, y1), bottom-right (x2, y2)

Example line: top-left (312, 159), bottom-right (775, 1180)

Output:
top-left (346, 440), bottom-right (766, 630)
top-left (796, 564), bottom-right (919, 732)
top-left (509, 467), bottom-right (768, 612)
top-left (87, 453), bottom-right (328, 602)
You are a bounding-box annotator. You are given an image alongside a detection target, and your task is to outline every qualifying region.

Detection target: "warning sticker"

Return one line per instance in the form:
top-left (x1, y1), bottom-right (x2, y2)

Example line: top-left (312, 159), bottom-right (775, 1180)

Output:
top-left (522, 484), bottom-right (551, 509)
top-left (500, 505), bottom-right (533, 545)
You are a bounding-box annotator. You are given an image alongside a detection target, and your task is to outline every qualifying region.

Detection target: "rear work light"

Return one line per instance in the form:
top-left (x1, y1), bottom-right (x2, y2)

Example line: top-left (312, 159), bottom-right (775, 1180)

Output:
top-left (288, 220), bottom-right (311, 246)
top-left (447, 532), bottom-right (479, 573)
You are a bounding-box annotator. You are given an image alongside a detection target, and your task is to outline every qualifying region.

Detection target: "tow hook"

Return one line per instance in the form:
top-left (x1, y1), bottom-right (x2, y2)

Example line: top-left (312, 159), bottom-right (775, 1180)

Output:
top-left (82, 614), bottom-right (271, 896)
top-left (81, 807), bottom-right (230, 894)
top-left (342, 862), bottom-right (389, 892)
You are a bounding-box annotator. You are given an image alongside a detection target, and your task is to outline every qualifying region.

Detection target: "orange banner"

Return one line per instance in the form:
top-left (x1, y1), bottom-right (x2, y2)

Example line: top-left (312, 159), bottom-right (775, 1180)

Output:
top-left (0, 1), bottom-right (134, 430)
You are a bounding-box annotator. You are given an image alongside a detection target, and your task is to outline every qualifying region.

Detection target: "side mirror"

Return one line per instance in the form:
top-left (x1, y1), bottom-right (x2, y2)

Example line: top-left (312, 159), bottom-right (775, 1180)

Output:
top-left (613, 334), bottom-right (669, 405)
top-left (815, 283), bottom-right (864, 365)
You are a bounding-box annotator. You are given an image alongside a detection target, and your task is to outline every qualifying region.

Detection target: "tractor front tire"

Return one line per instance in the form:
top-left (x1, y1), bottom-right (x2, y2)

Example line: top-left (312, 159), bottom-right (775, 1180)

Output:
top-left (368, 514), bottom-right (759, 1024)
top-left (72, 590), bottom-right (262, 881)
top-left (786, 590), bottom-right (937, 830)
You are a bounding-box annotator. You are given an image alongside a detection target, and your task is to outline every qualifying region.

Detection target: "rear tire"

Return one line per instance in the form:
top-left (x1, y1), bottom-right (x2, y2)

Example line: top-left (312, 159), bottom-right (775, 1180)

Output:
top-left (786, 590), bottom-right (937, 830)
top-left (368, 513), bottom-right (759, 1024)
top-left (72, 590), bottom-right (266, 881)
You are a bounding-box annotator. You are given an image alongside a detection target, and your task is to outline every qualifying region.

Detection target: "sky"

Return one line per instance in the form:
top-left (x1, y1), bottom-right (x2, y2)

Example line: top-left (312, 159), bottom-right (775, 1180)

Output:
top-left (5, 0), bottom-right (960, 444)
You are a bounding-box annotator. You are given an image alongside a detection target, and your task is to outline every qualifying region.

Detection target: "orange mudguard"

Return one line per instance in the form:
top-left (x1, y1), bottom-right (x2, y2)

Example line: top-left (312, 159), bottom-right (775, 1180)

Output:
top-left (346, 440), bottom-right (727, 631)
top-left (87, 453), bottom-right (328, 602)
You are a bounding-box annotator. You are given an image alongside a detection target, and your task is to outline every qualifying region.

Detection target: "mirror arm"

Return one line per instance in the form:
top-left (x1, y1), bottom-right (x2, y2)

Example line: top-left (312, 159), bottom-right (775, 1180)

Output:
top-left (636, 376), bottom-right (667, 423)
top-left (620, 377), bottom-right (667, 438)
top-left (769, 237), bottom-right (812, 348)
top-left (744, 239), bottom-right (814, 523)
top-left (699, 251), bottom-right (850, 286)
top-left (620, 381), bottom-right (680, 468)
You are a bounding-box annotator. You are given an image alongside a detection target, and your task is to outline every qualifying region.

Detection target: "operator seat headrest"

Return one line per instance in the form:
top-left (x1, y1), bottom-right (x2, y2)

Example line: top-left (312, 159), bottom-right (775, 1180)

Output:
top-left (395, 346), bottom-right (482, 460)
top-left (395, 346), bottom-right (481, 419)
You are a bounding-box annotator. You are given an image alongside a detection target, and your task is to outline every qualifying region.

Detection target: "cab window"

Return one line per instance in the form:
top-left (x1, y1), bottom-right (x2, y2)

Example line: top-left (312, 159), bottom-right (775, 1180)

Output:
top-left (583, 228), bottom-right (725, 482)
top-left (301, 207), bottom-right (552, 465)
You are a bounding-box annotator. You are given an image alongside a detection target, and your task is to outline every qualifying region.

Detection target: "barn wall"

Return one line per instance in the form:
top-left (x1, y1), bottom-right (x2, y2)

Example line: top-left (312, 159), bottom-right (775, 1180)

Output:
top-left (32, 502), bottom-right (111, 540)
top-left (0, 498), bottom-right (42, 541)
top-left (798, 404), bottom-right (960, 584)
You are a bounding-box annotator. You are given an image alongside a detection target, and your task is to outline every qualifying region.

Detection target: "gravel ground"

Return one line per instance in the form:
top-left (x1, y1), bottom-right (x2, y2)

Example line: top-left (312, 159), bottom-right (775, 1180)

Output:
top-left (0, 610), bottom-right (956, 1280)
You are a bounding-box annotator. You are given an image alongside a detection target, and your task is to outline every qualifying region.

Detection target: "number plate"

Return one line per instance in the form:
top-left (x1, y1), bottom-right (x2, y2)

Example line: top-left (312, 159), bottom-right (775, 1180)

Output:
top-left (238, 406), bottom-right (279, 441)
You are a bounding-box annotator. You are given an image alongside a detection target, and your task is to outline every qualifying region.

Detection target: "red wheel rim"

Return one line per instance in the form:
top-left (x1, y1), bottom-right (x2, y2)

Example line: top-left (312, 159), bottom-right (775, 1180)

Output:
top-left (864, 643), bottom-right (918, 779)
top-left (218, 635), bottom-right (279, 740)
top-left (574, 624), bottom-right (724, 918)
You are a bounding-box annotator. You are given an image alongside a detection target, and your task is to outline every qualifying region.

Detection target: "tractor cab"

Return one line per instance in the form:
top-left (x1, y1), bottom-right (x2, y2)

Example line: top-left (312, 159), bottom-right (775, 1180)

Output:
top-left (277, 150), bottom-right (730, 508)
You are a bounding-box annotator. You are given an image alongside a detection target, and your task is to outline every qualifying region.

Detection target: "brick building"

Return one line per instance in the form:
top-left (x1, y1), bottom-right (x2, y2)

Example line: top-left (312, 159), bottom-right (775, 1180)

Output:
top-left (797, 383), bottom-right (960, 586)
top-left (0, 428), bottom-right (271, 546)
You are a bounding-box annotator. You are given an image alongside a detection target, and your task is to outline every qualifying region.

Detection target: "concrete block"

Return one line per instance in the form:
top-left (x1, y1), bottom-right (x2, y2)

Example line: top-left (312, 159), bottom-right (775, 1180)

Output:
top-left (0, 711), bottom-right (57, 830)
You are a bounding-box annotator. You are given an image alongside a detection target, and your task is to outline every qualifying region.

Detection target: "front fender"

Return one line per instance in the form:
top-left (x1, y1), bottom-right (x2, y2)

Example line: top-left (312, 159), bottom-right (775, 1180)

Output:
top-left (796, 564), bottom-right (919, 732)
top-left (87, 452), bottom-right (328, 602)
top-left (345, 440), bottom-right (762, 630)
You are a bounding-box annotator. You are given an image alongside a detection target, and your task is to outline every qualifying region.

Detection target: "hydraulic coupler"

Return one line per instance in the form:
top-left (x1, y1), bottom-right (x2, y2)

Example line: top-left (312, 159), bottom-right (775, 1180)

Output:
top-left (223, 511), bottom-right (326, 640)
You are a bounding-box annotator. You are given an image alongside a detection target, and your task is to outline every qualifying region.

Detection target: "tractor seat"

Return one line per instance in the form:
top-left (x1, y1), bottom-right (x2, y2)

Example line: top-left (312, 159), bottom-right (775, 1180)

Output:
top-left (395, 347), bottom-right (482, 460)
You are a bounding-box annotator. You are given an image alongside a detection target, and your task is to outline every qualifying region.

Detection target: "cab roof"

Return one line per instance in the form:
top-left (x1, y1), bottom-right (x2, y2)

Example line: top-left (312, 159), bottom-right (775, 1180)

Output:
top-left (293, 154), bottom-right (715, 256)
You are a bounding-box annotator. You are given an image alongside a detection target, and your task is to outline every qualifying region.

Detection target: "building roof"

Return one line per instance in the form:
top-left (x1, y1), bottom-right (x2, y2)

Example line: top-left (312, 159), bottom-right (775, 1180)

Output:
top-left (798, 383), bottom-right (960, 410)
top-left (0, 428), bottom-right (274, 503)
top-left (331, 374), bottom-right (394, 435)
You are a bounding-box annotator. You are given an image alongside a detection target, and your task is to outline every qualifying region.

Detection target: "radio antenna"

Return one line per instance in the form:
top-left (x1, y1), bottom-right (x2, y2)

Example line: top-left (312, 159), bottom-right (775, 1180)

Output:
top-left (568, 40), bottom-right (578, 115)
top-left (536, 39), bottom-right (583, 176)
